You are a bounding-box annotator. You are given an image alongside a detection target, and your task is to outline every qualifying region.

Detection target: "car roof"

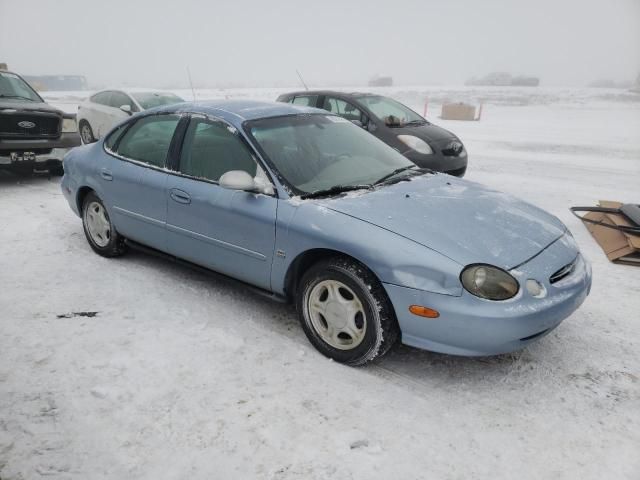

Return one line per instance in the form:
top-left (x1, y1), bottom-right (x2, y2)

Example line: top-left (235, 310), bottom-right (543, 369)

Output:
top-left (155, 99), bottom-right (324, 122)
top-left (92, 88), bottom-right (176, 96)
top-left (281, 90), bottom-right (379, 99)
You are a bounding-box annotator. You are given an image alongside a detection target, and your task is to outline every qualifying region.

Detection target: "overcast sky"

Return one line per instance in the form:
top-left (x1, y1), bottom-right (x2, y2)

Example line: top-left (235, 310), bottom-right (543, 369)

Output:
top-left (1, 0), bottom-right (638, 88)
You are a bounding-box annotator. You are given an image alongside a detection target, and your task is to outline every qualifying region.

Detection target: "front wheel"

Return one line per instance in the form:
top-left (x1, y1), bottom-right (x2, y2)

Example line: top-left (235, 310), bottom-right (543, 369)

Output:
top-left (82, 192), bottom-right (127, 257)
top-left (79, 120), bottom-right (95, 144)
top-left (296, 257), bottom-right (399, 366)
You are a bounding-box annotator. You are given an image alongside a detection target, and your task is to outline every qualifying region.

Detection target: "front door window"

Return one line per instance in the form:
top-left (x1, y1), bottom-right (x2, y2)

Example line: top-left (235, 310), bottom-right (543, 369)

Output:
top-left (179, 117), bottom-right (258, 182)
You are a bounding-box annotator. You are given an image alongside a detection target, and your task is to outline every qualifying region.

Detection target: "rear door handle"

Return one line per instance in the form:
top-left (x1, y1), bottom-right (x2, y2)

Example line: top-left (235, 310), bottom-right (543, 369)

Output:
top-left (170, 189), bottom-right (191, 204)
top-left (100, 168), bottom-right (113, 181)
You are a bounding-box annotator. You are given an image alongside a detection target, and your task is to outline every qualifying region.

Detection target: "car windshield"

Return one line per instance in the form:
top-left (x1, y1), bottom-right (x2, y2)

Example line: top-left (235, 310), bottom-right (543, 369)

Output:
top-left (0, 71), bottom-right (42, 102)
top-left (355, 95), bottom-right (425, 127)
top-left (132, 92), bottom-right (184, 110)
top-left (246, 114), bottom-right (416, 195)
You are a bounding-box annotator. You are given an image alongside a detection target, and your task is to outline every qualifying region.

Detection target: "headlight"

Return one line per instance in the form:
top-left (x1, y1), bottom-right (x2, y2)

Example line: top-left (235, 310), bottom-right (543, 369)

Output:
top-left (460, 264), bottom-right (519, 300)
top-left (62, 117), bottom-right (78, 133)
top-left (397, 135), bottom-right (433, 155)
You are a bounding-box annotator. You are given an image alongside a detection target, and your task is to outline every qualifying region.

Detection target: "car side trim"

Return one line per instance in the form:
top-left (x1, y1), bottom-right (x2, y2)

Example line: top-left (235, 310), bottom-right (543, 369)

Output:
top-left (113, 205), bottom-right (267, 261)
top-left (112, 206), bottom-right (165, 227)
top-left (166, 223), bottom-right (267, 261)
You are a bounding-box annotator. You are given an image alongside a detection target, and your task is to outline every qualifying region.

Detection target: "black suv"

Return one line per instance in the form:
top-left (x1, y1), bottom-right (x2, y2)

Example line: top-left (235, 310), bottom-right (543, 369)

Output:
top-left (277, 91), bottom-right (467, 177)
top-left (0, 69), bottom-right (81, 175)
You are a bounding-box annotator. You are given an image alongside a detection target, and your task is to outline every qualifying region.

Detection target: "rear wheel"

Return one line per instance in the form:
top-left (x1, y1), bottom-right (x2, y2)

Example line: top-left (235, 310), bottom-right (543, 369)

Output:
top-left (79, 120), bottom-right (95, 144)
top-left (82, 192), bottom-right (127, 257)
top-left (296, 256), bottom-right (399, 366)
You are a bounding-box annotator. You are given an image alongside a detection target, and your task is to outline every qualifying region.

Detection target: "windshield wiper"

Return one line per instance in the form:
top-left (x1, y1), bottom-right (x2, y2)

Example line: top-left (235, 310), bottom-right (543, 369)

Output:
top-left (0, 94), bottom-right (36, 101)
top-left (403, 119), bottom-right (428, 126)
top-left (300, 184), bottom-right (373, 199)
top-left (374, 165), bottom-right (420, 185)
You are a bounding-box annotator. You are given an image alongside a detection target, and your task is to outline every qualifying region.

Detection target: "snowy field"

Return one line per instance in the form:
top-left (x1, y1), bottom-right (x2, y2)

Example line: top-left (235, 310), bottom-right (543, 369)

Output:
top-left (1, 86), bottom-right (639, 479)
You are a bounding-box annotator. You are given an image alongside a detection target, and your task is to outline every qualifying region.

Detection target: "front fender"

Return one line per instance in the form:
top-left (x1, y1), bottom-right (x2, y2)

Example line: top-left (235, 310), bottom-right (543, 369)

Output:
top-left (271, 200), bottom-right (464, 296)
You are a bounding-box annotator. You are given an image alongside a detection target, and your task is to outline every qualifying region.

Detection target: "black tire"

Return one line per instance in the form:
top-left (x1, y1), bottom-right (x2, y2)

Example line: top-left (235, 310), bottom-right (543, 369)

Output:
top-left (79, 120), bottom-right (96, 144)
top-left (296, 256), bottom-right (399, 366)
top-left (50, 164), bottom-right (64, 176)
top-left (81, 192), bottom-right (127, 257)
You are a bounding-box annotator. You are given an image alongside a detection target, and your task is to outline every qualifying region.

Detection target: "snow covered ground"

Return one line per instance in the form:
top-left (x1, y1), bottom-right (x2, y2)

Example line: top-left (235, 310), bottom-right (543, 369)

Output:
top-left (1, 86), bottom-right (639, 479)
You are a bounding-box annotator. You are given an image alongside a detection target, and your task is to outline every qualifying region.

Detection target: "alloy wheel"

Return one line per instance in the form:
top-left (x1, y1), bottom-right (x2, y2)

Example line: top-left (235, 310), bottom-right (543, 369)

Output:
top-left (81, 124), bottom-right (93, 144)
top-left (306, 279), bottom-right (367, 350)
top-left (84, 201), bottom-right (111, 247)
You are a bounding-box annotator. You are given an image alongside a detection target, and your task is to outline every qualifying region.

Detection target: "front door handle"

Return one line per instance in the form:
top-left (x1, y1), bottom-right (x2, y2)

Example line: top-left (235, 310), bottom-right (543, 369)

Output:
top-left (170, 189), bottom-right (191, 204)
top-left (100, 168), bottom-right (113, 181)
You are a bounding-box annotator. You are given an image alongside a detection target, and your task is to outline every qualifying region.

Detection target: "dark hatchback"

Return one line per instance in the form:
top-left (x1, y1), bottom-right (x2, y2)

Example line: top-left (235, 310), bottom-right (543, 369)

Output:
top-left (277, 91), bottom-right (467, 177)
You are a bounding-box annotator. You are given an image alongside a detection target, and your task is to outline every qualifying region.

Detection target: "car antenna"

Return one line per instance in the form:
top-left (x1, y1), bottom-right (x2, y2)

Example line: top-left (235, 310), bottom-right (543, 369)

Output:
top-left (186, 66), bottom-right (196, 101)
top-left (296, 69), bottom-right (309, 91)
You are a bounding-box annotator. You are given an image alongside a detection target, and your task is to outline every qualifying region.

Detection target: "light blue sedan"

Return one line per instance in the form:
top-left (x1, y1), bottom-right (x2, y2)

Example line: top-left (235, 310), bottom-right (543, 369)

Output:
top-left (61, 100), bottom-right (592, 365)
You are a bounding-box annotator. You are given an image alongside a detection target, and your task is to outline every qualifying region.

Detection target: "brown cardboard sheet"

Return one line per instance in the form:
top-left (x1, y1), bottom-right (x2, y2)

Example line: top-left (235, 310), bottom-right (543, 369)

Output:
top-left (581, 201), bottom-right (640, 266)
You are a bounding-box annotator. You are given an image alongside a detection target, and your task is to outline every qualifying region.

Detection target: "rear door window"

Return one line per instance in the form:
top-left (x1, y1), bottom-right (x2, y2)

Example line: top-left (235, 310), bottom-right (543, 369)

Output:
top-left (291, 95), bottom-right (319, 107)
top-left (115, 115), bottom-right (180, 168)
top-left (104, 123), bottom-right (129, 151)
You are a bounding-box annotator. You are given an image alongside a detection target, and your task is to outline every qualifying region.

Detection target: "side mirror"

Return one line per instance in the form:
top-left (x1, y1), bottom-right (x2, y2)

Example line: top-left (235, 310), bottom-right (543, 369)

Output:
top-left (384, 115), bottom-right (401, 127)
top-left (120, 104), bottom-right (132, 115)
top-left (219, 170), bottom-right (274, 195)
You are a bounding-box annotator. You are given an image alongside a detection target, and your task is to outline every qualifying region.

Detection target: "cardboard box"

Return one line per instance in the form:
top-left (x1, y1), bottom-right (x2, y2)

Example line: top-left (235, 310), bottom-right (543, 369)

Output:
top-left (581, 200), bottom-right (640, 265)
top-left (441, 103), bottom-right (476, 121)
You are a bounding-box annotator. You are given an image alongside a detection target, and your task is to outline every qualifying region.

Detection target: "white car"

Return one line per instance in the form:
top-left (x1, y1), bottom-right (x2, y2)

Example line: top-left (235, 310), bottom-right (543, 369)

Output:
top-left (76, 89), bottom-right (184, 143)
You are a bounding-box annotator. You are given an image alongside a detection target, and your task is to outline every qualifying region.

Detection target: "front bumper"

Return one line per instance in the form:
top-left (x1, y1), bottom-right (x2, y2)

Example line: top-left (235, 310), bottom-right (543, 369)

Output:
top-left (0, 132), bottom-right (81, 171)
top-left (0, 148), bottom-right (70, 168)
top-left (385, 236), bottom-right (592, 356)
top-left (0, 131), bottom-right (81, 151)
top-left (404, 149), bottom-right (468, 177)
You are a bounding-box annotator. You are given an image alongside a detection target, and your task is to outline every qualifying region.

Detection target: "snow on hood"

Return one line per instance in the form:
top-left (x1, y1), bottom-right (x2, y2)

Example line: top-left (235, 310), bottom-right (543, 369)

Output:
top-left (0, 100), bottom-right (63, 115)
top-left (320, 174), bottom-right (566, 269)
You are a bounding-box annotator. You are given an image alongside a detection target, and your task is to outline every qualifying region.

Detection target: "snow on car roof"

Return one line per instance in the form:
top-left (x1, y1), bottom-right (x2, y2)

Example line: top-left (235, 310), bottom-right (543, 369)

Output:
top-left (158, 99), bottom-right (323, 122)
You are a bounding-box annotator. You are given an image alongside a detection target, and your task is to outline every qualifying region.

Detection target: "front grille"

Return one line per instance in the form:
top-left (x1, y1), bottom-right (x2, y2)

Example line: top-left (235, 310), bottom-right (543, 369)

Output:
top-left (0, 112), bottom-right (61, 138)
top-left (550, 257), bottom-right (577, 284)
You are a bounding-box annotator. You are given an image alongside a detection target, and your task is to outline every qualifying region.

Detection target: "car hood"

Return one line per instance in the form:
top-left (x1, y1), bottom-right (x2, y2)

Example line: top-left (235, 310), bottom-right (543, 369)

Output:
top-left (0, 100), bottom-right (63, 116)
top-left (319, 174), bottom-right (566, 269)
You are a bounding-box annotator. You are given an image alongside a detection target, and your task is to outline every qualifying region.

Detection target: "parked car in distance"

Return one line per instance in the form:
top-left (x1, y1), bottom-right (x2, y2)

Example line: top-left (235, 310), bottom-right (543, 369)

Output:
top-left (277, 91), bottom-right (468, 177)
top-left (0, 69), bottom-right (80, 175)
top-left (77, 89), bottom-right (184, 143)
top-left (61, 100), bottom-right (591, 366)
